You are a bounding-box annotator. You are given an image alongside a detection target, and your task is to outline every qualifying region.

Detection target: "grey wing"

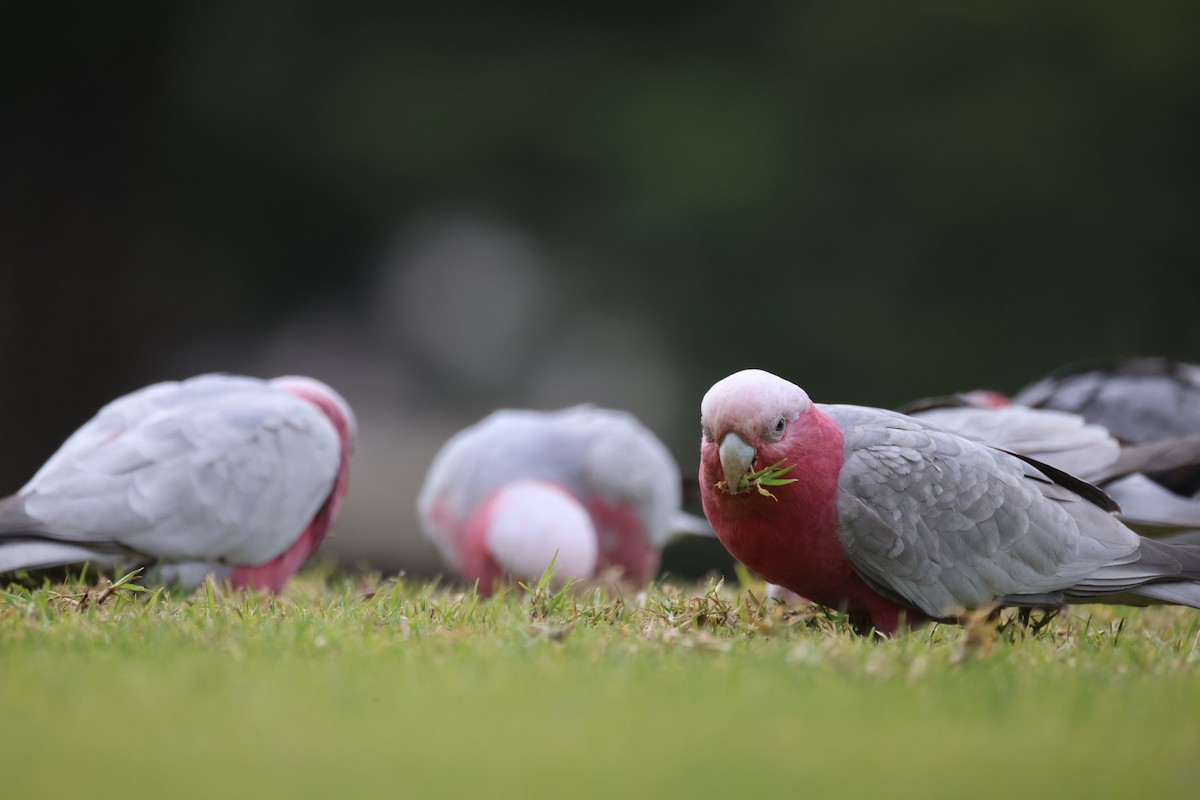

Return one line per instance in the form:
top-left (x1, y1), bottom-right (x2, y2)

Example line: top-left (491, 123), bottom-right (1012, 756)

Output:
top-left (1095, 435), bottom-right (1200, 497)
top-left (417, 409), bottom-right (589, 568)
top-left (416, 409), bottom-right (579, 568)
top-left (1105, 474), bottom-right (1200, 531)
top-left (0, 539), bottom-right (118, 574)
top-left (416, 406), bottom-right (684, 564)
top-left (569, 407), bottom-right (682, 547)
top-left (9, 376), bottom-right (340, 566)
top-left (24, 374), bottom-right (278, 486)
top-left (825, 405), bottom-right (1142, 617)
top-left (912, 405), bottom-right (1120, 483)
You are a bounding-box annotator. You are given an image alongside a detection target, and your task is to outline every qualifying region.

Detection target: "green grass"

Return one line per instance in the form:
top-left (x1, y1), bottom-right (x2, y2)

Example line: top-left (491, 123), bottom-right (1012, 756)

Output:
top-left (2, 570), bottom-right (1199, 799)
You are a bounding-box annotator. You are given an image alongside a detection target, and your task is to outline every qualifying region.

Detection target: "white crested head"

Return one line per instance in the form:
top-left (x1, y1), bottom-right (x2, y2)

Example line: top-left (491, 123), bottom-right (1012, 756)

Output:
top-left (271, 376), bottom-right (358, 446)
top-left (485, 479), bottom-right (598, 583)
top-left (700, 369), bottom-right (812, 446)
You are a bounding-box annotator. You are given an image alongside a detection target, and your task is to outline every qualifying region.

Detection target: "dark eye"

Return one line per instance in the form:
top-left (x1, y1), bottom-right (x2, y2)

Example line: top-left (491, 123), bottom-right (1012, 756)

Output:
top-left (701, 419), bottom-right (714, 443)
top-left (774, 417), bottom-right (786, 433)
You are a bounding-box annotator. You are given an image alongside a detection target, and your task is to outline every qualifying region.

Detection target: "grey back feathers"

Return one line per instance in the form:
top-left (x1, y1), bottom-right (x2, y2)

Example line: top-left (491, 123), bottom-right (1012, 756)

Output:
top-left (911, 398), bottom-right (1200, 535)
top-left (826, 405), bottom-right (1200, 618)
top-left (0, 374), bottom-right (342, 575)
top-left (418, 406), bottom-right (683, 569)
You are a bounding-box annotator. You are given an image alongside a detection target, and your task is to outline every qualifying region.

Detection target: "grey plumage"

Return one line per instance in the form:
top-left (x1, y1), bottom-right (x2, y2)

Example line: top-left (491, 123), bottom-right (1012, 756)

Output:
top-left (418, 405), bottom-right (686, 573)
top-left (1012, 359), bottom-right (1200, 536)
top-left (910, 405), bottom-right (1120, 483)
top-left (911, 393), bottom-right (1200, 538)
top-left (1014, 358), bottom-right (1200, 444)
top-left (0, 374), bottom-right (342, 578)
top-left (827, 405), bottom-right (1200, 619)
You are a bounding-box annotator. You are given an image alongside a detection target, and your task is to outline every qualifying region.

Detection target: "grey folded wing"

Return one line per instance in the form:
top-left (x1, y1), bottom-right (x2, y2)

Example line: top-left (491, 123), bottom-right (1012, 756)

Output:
top-left (417, 405), bottom-right (683, 564)
top-left (825, 405), bottom-right (1142, 618)
top-left (4, 375), bottom-right (341, 567)
top-left (571, 407), bottom-right (682, 547)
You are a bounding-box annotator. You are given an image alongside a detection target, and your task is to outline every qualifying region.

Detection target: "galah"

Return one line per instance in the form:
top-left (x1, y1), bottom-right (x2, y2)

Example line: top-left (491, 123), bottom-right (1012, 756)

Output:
top-left (418, 405), bottom-right (712, 593)
top-left (0, 374), bottom-right (356, 592)
top-left (700, 369), bottom-right (1200, 635)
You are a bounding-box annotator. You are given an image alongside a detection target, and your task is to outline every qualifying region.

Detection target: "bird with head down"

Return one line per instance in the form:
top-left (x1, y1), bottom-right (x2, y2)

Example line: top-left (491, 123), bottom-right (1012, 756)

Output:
top-left (419, 405), bottom-right (713, 593)
top-left (699, 368), bottom-right (1200, 635)
top-left (0, 373), bottom-right (356, 592)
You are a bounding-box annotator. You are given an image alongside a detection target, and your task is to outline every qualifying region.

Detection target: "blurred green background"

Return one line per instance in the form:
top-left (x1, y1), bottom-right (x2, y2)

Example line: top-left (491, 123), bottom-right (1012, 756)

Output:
top-left (2, 2), bottom-right (1198, 572)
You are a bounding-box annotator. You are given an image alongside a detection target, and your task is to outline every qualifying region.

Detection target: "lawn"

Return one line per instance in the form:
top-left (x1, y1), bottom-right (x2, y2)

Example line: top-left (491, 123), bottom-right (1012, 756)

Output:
top-left (2, 570), bottom-right (1198, 799)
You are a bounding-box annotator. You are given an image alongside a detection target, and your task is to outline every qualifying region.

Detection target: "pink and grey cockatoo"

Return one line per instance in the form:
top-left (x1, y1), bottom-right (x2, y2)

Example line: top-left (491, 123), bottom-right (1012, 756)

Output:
top-left (0, 374), bottom-right (355, 591)
top-left (418, 405), bottom-right (712, 593)
top-left (700, 369), bottom-right (1200, 635)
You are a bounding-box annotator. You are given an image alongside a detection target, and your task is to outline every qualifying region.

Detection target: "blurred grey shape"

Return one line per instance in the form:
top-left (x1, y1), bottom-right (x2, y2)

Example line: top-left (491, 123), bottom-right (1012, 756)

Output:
top-left (373, 217), bottom-right (553, 389)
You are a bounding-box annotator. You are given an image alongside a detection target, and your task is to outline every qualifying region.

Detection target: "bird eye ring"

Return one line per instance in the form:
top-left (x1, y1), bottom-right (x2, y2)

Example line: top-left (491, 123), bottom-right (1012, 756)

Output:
top-left (773, 417), bottom-right (786, 434)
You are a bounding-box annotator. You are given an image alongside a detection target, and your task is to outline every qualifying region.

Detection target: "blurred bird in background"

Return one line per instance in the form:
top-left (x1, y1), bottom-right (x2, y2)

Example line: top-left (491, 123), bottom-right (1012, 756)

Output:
top-left (418, 405), bottom-right (713, 593)
top-left (0, 374), bottom-right (355, 591)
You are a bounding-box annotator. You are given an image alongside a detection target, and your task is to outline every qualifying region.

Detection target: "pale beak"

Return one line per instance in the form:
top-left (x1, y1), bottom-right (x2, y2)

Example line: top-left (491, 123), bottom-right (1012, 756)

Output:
top-left (718, 432), bottom-right (757, 493)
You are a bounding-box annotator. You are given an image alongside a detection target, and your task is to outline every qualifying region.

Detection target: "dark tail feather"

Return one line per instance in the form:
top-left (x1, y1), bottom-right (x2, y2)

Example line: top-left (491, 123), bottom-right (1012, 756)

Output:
top-left (1001, 449), bottom-right (1121, 512)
